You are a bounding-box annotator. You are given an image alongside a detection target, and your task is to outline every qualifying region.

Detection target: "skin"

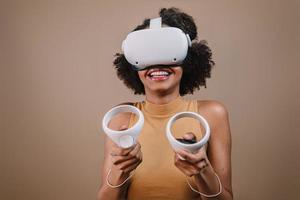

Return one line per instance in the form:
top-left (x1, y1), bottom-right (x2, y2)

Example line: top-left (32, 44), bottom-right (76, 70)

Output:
top-left (97, 66), bottom-right (233, 200)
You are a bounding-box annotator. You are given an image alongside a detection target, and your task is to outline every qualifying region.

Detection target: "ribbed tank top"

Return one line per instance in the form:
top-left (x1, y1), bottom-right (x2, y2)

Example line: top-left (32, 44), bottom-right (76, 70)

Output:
top-left (127, 96), bottom-right (203, 200)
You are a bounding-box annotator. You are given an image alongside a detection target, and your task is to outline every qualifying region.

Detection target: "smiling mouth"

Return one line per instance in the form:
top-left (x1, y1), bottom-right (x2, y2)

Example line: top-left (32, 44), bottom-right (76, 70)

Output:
top-left (148, 70), bottom-right (170, 77)
top-left (146, 68), bottom-right (173, 80)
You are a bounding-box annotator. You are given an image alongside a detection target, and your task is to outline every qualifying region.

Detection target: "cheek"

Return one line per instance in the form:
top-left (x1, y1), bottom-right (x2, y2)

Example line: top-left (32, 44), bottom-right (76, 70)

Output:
top-left (137, 71), bottom-right (146, 83)
top-left (174, 67), bottom-right (183, 79)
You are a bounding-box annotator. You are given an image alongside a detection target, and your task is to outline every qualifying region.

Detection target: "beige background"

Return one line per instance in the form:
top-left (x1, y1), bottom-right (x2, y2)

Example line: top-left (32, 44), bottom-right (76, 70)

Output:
top-left (1, 0), bottom-right (299, 199)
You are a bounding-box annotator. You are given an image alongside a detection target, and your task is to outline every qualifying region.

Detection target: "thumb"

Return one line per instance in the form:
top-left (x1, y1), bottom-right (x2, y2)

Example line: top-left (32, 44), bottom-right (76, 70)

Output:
top-left (182, 132), bottom-right (197, 142)
top-left (119, 125), bottom-right (128, 131)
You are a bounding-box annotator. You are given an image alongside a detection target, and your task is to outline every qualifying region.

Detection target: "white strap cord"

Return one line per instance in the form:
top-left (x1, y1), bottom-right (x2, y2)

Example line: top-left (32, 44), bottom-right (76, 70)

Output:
top-left (186, 172), bottom-right (223, 198)
top-left (106, 168), bottom-right (135, 188)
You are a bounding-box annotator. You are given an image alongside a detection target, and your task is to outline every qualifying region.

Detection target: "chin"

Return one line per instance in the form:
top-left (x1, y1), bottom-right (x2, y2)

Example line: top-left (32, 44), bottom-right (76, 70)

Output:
top-left (148, 84), bottom-right (179, 95)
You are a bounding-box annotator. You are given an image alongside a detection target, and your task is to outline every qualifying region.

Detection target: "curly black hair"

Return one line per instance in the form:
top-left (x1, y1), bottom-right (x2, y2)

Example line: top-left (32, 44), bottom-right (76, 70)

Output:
top-left (114, 7), bottom-right (215, 96)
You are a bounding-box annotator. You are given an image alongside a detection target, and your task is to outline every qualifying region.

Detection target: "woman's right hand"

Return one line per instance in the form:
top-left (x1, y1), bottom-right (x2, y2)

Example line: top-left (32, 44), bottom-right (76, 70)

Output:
top-left (110, 141), bottom-right (143, 175)
top-left (98, 108), bottom-right (142, 199)
top-left (106, 141), bottom-right (142, 188)
top-left (106, 125), bottom-right (143, 187)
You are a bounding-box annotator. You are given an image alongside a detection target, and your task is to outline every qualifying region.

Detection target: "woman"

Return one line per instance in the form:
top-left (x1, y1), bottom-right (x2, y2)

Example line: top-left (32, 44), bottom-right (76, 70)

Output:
top-left (98, 8), bottom-right (233, 200)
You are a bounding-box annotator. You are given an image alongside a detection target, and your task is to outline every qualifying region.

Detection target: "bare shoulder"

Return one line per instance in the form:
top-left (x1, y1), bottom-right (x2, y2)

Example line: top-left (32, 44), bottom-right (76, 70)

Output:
top-left (197, 100), bottom-right (229, 117)
top-left (197, 100), bottom-right (229, 130)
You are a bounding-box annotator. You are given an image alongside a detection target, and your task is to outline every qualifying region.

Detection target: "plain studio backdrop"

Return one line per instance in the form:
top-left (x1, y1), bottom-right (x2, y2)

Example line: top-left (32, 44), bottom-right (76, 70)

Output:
top-left (1, 0), bottom-right (299, 199)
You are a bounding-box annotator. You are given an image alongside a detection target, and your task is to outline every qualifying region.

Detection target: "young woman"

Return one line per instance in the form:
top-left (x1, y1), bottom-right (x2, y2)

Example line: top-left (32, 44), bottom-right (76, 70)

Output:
top-left (98, 8), bottom-right (233, 200)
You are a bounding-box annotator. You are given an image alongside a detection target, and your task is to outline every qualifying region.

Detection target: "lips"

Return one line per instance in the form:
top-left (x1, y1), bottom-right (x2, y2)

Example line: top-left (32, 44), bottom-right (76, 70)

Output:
top-left (149, 71), bottom-right (170, 77)
top-left (146, 68), bottom-right (173, 81)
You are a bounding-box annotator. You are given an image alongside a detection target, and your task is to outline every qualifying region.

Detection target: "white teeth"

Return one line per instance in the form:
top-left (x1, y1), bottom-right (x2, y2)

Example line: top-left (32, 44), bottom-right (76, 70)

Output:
top-left (150, 71), bottom-right (169, 76)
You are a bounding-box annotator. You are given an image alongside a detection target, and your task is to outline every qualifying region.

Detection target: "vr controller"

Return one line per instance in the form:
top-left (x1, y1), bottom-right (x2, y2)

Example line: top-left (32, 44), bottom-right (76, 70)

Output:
top-left (166, 112), bottom-right (210, 153)
top-left (102, 105), bottom-right (144, 148)
top-left (102, 105), bottom-right (210, 153)
top-left (122, 17), bottom-right (192, 70)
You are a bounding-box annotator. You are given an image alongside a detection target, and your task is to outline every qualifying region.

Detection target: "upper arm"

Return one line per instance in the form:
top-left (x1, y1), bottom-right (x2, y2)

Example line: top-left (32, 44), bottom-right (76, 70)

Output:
top-left (100, 104), bottom-right (133, 185)
top-left (198, 100), bottom-right (233, 194)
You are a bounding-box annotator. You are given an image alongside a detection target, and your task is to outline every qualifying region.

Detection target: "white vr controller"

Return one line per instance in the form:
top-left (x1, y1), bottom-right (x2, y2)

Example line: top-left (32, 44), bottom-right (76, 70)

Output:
top-left (166, 112), bottom-right (210, 153)
top-left (122, 17), bottom-right (192, 70)
top-left (102, 105), bottom-right (144, 148)
top-left (102, 106), bottom-right (210, 152)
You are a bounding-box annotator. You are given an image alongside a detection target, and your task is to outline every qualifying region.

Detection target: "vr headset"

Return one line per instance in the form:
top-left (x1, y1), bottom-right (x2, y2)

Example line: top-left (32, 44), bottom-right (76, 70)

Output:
top-left (122, 17), bottom-right (192, 70)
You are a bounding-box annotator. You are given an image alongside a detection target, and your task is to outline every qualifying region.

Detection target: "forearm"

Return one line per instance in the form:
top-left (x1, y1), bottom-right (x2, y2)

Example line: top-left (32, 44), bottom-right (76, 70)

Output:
top-left (97, 168), bottom-right (130, 200)
top-left (194, 166), bottom-right (233, 200)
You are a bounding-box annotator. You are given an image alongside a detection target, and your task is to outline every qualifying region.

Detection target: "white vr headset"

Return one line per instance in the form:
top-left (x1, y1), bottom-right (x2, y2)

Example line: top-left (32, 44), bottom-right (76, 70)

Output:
top-left (102, 105), bottom-right (210, 152)
top-left (122, 17), bottom-right (192, 70)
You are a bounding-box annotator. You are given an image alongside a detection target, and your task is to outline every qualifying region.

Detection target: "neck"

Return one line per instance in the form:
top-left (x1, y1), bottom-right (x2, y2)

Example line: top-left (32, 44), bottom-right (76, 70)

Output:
top-left (145, 89), bottom-right (180, 105)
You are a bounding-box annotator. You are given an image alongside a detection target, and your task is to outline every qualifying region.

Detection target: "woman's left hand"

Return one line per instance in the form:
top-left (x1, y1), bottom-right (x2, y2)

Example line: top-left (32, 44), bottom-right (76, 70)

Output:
top-left (174, 132), bottom-right (211, 177)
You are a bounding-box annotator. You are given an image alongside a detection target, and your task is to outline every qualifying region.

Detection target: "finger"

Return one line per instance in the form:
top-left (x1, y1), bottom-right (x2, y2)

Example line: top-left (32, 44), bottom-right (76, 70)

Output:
top-left (111, 143), bottom-right (141, 165)
top-left (119, 125), bottom-right (128, 131)
top-left (111, 155), bottom-right (133, 165)
top-left (116, 150), bottom-right (143, 171)
top-left (196, 159), bottom-right (208, 169)
top-left (174, 154), bottom-right (198, 169)
top-left (111, 143), bottom-right (136, 156)
top-left (174, 154), bottom-right (199, 176)
top-left (176, 149), bottom-right (204, 164)
top-left (128, 142), bottom-right (141, 158)
top-left (122, 158), bottom-right (142, 174)
top-left (118, 156), bottom-right (142, 171)
top-left (118, 142), bottom-right (141, 158)
top-left (182, 132), bottom-right (197, 142)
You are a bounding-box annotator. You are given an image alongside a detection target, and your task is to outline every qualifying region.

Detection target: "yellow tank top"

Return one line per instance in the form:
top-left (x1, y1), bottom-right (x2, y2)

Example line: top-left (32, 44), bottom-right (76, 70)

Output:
top-left (127, 96), bottom-right (203, 200)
